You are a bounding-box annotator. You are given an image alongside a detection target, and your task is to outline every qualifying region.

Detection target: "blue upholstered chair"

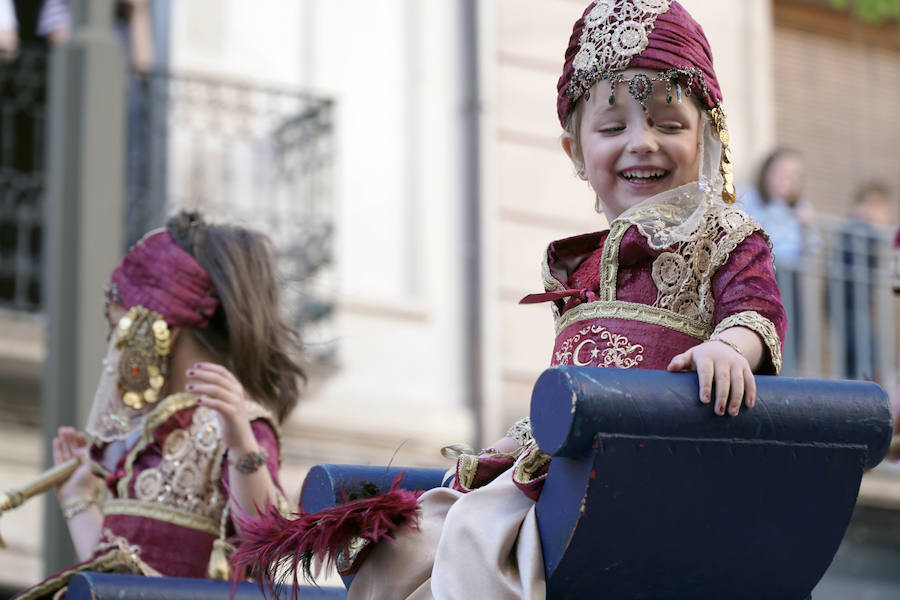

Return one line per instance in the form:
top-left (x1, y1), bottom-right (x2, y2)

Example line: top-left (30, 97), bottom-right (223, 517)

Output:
top-left (68, 367), bottom-right (893, 599)
top-left (301, 367), bottom-right (893, 600)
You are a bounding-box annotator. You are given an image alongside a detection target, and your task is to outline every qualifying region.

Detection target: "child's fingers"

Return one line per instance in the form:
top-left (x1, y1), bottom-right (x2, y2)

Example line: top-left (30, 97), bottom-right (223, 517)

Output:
top-left (195, 395), bottom-right (231, 415)
top-left (744, 368), bottom-right (756, 409)
top-left (187, 382), bottom-right (238, 408)
top-left (63, 430), bottom-right (87, 450)
top-left (727, 365), bottom-right (744, 416)
top-left (713, 363), bottom-right (730, 416)
top-left (666, 351), bottom-right (689, 372)
top-left (696, 357), bottom-right (714, 405)
top-left (52, 437), bottom-right (65, 464)
top-left (193, 362), bottom-right (238, 385)
top-left (186, 366), bottom-right (234, 390)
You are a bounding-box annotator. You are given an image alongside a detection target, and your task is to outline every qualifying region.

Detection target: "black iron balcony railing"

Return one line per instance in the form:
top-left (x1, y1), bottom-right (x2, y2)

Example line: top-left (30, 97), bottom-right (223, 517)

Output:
top-left (0, 48), bottom-right (335, 360)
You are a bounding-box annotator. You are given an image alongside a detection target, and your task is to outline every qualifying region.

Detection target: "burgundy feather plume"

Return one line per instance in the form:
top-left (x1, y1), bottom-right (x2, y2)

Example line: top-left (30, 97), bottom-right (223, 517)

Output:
top-left (231, 473), bottom-right (422, 598)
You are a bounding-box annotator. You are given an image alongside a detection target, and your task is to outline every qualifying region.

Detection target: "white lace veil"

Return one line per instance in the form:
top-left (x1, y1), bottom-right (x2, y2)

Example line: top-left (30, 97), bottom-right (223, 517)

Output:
top-left (85, 333), bottom-right (156, 444)
top-left (613, 110), bottom-right (725, 250)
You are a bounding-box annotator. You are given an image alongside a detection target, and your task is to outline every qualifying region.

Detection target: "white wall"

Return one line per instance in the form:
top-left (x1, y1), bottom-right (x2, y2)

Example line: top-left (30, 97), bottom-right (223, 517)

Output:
top-left (168, 0), bottom-right (474, 447)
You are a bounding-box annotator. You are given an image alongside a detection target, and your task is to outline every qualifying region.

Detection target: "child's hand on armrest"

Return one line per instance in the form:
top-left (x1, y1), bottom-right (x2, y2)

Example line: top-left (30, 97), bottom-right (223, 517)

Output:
top-left (666, 326), bottom-right (764, 417)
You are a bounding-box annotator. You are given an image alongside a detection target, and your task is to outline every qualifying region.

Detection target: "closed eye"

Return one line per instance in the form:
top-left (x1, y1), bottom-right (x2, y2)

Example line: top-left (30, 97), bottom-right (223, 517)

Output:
top-left (598, 125), bottom-right (626, 135)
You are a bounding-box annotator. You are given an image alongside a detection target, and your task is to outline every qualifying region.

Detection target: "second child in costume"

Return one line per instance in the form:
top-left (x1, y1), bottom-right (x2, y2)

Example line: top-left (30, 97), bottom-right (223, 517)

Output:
top-left (234, 2), bottom-right (787, 598)
top-left (14, 212), bottom-right (304, 599)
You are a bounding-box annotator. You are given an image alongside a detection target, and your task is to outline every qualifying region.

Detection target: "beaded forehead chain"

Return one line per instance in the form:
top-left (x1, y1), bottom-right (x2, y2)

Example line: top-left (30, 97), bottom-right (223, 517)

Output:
top-left (586, 67), bottom-right (708, 127)
top-left (565, 0), bottom-right (736, 203)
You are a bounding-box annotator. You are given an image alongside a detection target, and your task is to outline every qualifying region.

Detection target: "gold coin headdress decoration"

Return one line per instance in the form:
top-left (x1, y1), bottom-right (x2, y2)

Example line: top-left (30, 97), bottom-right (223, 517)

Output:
top-left (115, 306), bottom-right (171, 410)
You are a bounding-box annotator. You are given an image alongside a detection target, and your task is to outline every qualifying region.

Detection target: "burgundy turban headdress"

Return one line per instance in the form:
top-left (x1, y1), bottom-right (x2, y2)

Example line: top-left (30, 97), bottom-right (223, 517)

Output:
top-left (108, 230), bottom-right (219, 328)
top-left (556, 0), bottom-right (735, 201)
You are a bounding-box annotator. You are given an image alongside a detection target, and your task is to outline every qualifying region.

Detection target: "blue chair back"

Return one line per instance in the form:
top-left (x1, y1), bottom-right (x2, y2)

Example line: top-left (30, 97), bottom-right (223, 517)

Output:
top-left (531, 367), bottom-right (892, 600)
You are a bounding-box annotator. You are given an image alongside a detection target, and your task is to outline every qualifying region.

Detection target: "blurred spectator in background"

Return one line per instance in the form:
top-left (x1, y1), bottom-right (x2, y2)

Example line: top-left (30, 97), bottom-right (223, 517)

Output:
top-left (834, 182), bottom-right (894, 381)
top-left (742, 148), bottom-right (817, 268)
top-left (741, 148), bottom-right (818, 374)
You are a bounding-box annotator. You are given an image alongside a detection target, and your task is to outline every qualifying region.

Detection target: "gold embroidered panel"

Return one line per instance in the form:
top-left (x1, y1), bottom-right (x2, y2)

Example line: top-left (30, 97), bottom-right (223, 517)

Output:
top-left (555, 300), bottom-right (714, 341)
top-left (650, 205), bottom-right (762, 325)
top-left (115, 395), bottom-right (229, 532)
top-left (131, 405), bottom-right (228, 523)
top-left (554, 322), bottom-right (646, 368)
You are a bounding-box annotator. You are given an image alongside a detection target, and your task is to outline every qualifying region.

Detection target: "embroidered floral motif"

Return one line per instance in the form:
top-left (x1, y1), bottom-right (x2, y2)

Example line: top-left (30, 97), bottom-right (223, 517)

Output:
top-left (569, 0), bottom-right (672, 102)
top-left (555, 324), bottom-right (644, 368)
top-left (133, 405), bottom-right (227, 523)
top-left (651, 205), bottom-right (762, 324)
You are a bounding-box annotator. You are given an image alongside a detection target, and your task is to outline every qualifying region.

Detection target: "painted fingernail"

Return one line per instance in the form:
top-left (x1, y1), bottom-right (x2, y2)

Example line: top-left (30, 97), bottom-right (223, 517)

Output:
top-left (187, 370), bottom-right (195, 376)
top-left (187, 384), bottom-right (194, 390)
top-left (196, 397), bottom-right (203, 403)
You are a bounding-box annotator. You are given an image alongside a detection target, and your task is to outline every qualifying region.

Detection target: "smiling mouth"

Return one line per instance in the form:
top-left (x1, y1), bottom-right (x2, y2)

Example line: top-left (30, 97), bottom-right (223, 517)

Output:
top-left (619, 168), bottom-right (669, 184)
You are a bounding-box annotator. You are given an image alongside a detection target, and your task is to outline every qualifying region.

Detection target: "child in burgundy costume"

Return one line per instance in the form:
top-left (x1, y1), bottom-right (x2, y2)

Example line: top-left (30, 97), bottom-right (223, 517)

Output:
top-left (14, 213), bottom-right (303, 599)
top-left (235, 2), bottom-right (787, 598)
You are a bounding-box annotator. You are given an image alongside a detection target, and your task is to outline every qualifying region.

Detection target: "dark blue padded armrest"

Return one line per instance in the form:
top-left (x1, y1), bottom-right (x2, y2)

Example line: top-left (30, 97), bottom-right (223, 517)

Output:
top-left (532, 367), bottom-right (892, 467)
top-left (66, 572), bottom-right (346, 599)
top-left (300, 464), bottom-right (448, 513)
top-left (531, 366), bottom-right (893, 600)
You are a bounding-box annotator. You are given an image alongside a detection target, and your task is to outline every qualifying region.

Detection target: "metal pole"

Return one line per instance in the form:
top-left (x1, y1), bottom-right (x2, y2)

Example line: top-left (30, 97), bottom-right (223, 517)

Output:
top-left (41, 0), bottom-right (125, 574)
top-left (459, 0), bottom-right (484, 449)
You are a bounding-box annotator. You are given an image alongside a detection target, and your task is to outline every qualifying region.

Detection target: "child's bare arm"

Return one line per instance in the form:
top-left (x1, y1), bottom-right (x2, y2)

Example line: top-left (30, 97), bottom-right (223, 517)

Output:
top-left (666, 326), bottom-right (764, 417)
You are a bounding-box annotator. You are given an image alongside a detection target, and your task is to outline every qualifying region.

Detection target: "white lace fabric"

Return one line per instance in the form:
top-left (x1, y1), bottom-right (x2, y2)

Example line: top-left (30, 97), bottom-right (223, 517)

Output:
top-left (86, 334), bottom-right (157, 443)
top-left (615, 111), bottom-right (725, 250)
top-left (570, 0), bottom-right (673, 101)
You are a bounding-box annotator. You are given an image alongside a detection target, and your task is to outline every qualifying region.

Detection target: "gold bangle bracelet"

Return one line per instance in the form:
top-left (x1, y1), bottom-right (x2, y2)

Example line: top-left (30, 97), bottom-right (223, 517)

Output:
top-left (710, 336), bottom-right (742, 357)
top-left (60, 495), bottom-right (97, 520)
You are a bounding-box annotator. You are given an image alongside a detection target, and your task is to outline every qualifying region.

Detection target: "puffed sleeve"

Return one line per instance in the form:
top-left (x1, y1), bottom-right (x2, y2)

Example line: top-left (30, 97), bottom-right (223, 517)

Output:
top-left (711, 231), bottom-right (787, 375)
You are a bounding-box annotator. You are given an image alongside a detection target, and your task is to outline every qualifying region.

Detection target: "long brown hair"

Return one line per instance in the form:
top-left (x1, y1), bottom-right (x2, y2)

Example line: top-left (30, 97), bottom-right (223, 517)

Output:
top-left (166, 211), bottom-right (304, 423)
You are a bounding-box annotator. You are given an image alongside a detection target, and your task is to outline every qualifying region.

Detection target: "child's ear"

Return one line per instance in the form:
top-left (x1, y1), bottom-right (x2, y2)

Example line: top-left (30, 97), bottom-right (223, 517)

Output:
top-left (561, 132), bottom-right (587, 180)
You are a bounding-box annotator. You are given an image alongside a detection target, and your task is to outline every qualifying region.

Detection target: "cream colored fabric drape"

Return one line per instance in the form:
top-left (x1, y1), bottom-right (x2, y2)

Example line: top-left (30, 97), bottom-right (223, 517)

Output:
top-left (348, 469), bottom-right (546, 600)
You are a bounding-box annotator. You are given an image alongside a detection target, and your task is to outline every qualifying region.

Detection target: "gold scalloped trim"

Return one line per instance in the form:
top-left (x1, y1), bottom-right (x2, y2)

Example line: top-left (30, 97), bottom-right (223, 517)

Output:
top-left (556, 300), bottom-right (714, 340)
top-left (14, 549), bottom-right (128, 600)
top-left (541, 249), bottom-right (565, 293)
top-left (600, 221), bottom-right (631, 302)
top-left (711, 310), bottom-right (783, 375)
top-left (455, 454), bottom-right (480, 491)
top-left (102, 499), bottom-right (221, 536)
top-left (512, 446), bottom-right (552, 486)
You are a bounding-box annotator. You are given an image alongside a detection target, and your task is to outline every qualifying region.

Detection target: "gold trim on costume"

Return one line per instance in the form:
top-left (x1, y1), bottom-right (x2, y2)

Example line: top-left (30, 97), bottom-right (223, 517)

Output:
top-left (102, 499), bottom-right (221, 536)
top-left (118, 393), bottom-right (200, 499)
top-left (512, 446), bottom-right (552, 486)
top-left (541, 251), bottom-right (565, 293)
top-left (13, 549), bottom-right (124, 600)
top-left (554, 322), bottom-right (646, 368)
top-left (599, 221), bottom-right (630, 302)
top-left (711, 310), bottom-right (783, 375)
top-left (455, 454), bottom-right (479, 491)
top-left (556, 300), bottom-right (714, 340)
